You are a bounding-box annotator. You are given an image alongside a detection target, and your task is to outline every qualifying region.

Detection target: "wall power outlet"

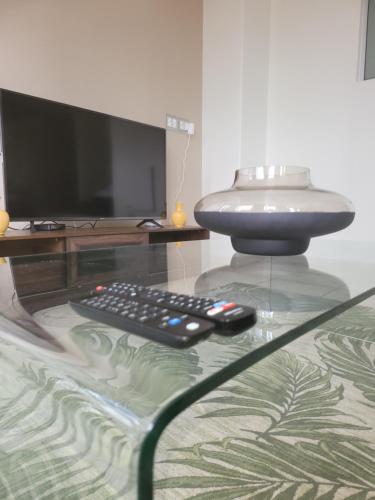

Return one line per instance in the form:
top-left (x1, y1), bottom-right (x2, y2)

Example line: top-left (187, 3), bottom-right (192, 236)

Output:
top-left (166, 114), bottom-right (195, 135)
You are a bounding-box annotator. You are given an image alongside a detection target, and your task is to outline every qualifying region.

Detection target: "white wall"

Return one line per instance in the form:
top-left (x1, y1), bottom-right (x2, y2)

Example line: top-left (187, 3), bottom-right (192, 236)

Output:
top-left (266, 0), bottom-right (375, 242)
top-left (0, 0), bottom-right (203, 224)
top-left (241, 0), bottom-right (271, 167)
top-left (203, 0), bottom-right (375, 243)
top-left (202, 0), bottom-right (244, 196)
top-left (202, 0), bottom-right (270, 197)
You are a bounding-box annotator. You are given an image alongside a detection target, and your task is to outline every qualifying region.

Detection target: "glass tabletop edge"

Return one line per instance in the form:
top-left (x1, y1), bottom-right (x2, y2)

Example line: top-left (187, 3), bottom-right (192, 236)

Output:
top-left (137, 284), bottom-right (375, 500)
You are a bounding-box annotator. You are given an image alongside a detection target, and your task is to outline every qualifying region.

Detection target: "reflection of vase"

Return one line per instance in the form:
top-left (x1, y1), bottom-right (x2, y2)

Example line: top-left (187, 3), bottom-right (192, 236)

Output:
top-left (194, 166), bottom-right (355, 256)
top-left (195, 253), bottom-right (350, 314)
top-left (171, 202), bottom-right (187, 228)
top-left (0, 210), bottom-right (9, 236)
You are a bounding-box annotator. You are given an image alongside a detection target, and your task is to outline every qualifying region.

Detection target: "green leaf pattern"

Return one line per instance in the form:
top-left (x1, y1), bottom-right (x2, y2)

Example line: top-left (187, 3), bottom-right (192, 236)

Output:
top-left (0, 319), bottom-right (202, 498)
top-left (0, 302), bottom-right (375, 498)
top-left (155, 306), bottom-right (375, 499)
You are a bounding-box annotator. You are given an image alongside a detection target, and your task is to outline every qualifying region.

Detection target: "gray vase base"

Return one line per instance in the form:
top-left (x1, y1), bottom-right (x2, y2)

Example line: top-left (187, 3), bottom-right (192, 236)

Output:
top-left (231, 237), bottom-right (310, 256)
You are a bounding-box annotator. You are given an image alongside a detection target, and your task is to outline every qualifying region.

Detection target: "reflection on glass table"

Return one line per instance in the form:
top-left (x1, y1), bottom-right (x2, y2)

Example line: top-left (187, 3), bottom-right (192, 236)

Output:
top-left (0, 239), bottom-right (375, 499)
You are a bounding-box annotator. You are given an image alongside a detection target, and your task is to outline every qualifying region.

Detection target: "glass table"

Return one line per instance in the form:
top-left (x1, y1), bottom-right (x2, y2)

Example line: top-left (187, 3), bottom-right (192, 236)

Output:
top-left (1, 236), bottom-right (375, 499)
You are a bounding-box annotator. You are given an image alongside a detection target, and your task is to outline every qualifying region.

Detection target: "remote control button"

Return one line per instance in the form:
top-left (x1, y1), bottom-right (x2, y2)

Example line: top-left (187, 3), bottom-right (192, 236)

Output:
top-left (222, 302), bottom-right (236, 311)
top-left (213, 301), bottom-right (227, 308)
top-left (168, 318), bottom-right (182, 326)
top-left (207, 307), bottom-right (224, 316)
top-left (202, 304), bottom-right (210, 310)
top-left (96, 286), bottom-right (105, 292)
top-left (223, 307), bottom-right (243, 317)
top-left (106, 306), bottom-right (119, 313)
top-left (186, 322), bottom-right (200, 331)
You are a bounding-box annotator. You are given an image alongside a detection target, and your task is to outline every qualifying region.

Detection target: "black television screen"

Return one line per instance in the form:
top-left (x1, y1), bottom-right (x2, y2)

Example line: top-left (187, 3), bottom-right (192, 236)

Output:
top-left (0, 89), bottom-right (166, 221)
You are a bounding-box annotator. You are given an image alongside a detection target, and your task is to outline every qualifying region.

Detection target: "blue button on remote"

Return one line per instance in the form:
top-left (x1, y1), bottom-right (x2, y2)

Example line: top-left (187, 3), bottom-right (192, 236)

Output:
top-left (168, 318), bottom-right (182, 326)
top-left (213, 301), bottom-right (227, 308)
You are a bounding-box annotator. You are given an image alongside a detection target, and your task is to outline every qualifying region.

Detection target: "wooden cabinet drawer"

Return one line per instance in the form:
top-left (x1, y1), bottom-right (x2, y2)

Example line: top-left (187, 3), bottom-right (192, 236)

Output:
top-left (12, 255), bottom-right (66, 297)
top-left (65, 233), bottom-right (149, 286)
top-left (66, 233), bottom-right (149, 252)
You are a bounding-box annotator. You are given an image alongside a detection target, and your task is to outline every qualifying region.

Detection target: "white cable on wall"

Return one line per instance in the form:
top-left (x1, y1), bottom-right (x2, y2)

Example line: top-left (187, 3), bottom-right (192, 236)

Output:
top-left (174, 133), bottom-right (191, 204)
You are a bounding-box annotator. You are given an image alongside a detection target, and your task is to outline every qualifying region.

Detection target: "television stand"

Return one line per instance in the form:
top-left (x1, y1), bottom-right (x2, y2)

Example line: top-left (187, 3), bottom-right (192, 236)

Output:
top-left (136, 219), bottom-right (164, 228)
top-left (0, 225), bottom-right (209, 257)
top-left (30, 221), bottom-right (66, 232)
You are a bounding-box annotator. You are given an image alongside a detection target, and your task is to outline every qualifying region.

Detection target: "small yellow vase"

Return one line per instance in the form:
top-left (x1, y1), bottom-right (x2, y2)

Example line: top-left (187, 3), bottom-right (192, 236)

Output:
top-left (0, 210), bottom-right (9, 236)
top-left (171, 202), bottom-right (187, 228)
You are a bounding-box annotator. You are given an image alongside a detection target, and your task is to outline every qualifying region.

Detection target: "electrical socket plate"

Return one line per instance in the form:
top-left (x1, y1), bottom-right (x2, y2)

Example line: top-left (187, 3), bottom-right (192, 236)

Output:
top-left (166, 114), bottom-right (194, 135)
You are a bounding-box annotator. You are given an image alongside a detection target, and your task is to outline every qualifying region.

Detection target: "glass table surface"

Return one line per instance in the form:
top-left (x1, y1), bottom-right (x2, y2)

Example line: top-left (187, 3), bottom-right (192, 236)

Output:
top-left (1, 236), bottom-right (375, 499)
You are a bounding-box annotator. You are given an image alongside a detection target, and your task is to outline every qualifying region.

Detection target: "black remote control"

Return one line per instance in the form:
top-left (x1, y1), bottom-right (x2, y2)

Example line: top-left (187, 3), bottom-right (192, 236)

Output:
top-left (70, 293), bottom-right (215, 348)
top-left (70, 282), bottom-right (257, 346)
top-left (139, 287), bottom-right (257, 335)
top-left (103, 282), bottom-right (257, 335)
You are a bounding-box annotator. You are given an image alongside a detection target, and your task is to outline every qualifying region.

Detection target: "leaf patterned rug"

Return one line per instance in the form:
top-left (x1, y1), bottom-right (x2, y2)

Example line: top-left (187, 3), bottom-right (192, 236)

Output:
top-left (0, 302), bottom-right (374, 499)
top-left (155, 304), bottom-right (375, 500)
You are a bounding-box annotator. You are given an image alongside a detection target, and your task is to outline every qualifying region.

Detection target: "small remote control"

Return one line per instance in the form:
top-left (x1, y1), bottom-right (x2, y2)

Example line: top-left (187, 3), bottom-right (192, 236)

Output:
top-left (139, 287), bottom-right (257, 336)
top-left (70, 293), bottom-right (215, 348)
top-left (70, 282), bottom-right (257, 346)
top-left (102, 282), bottom-right (257, 335)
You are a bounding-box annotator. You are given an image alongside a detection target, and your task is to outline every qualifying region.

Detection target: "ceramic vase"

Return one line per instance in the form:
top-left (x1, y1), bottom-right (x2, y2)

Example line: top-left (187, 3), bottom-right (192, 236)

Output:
top-left (171, 202), bottom-right (187, 228)
top-left (194, 166), bottom-right (355, 256)
top-left (0, 210), bottom-right (9, 236)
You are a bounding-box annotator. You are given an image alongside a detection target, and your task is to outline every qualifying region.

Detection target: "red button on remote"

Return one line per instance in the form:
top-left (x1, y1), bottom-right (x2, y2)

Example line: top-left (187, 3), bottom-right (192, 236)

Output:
top-left (223, 303), bottom-right (236, 311)
top-left (96, 286), bottom-right (105, 292)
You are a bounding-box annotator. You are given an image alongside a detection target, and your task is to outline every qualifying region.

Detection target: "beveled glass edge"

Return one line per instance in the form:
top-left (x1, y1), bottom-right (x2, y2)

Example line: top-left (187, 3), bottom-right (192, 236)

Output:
top-left (137, 285), bottom-right (375, 499)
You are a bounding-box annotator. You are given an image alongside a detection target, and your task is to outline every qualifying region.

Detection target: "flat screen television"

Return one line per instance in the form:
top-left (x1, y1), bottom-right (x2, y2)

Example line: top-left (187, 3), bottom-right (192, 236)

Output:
top-left (0, 89), bottom-right (167, 222)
